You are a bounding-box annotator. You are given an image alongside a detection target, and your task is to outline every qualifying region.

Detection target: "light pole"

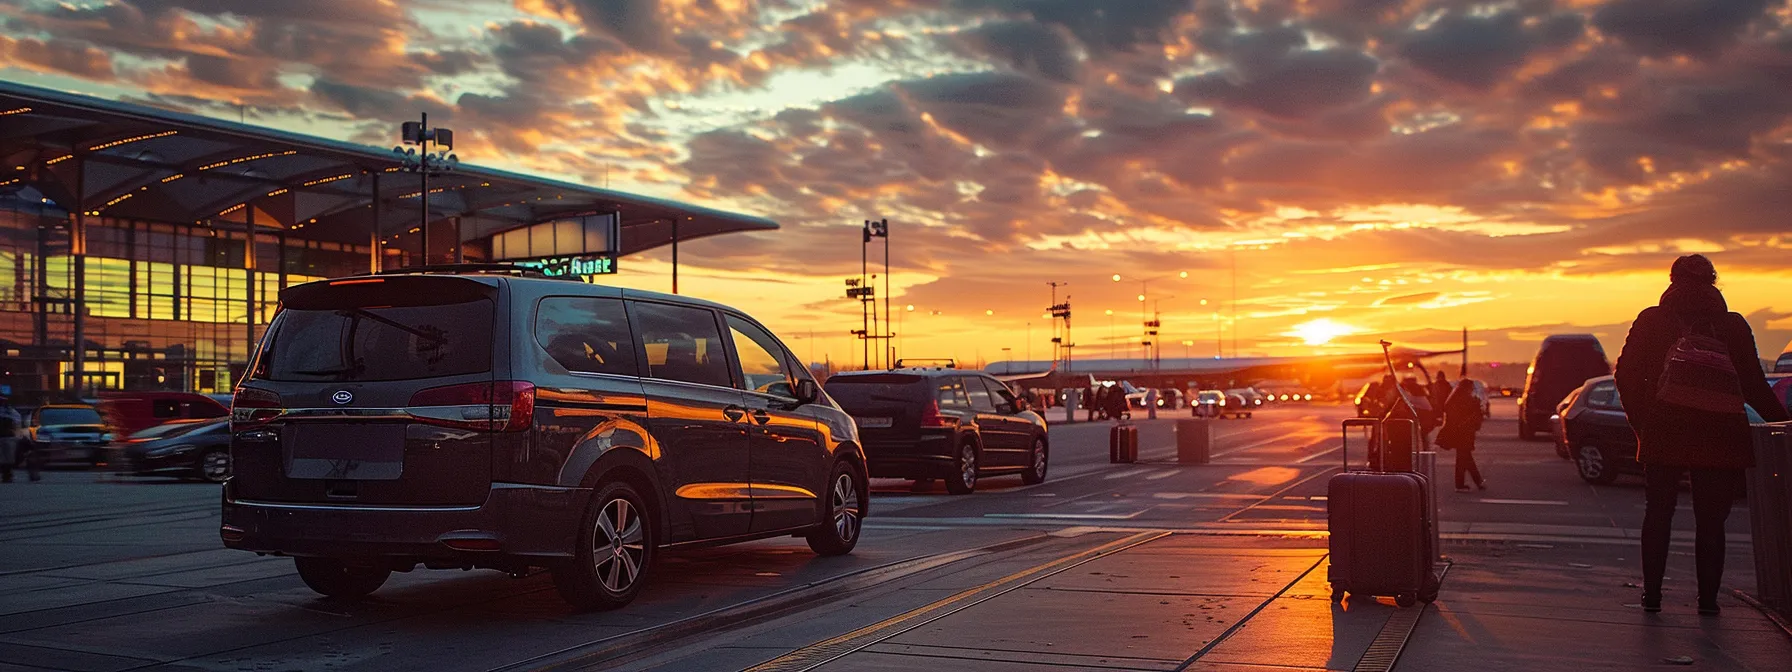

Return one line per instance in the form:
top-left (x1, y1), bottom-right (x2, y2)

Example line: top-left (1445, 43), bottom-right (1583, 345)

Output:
top-left (1105, 309), bottom-right (1115, 358)
top-left (1182, 340), bottom-right (1194, 360)
top-left (1114, 271), bottom-right (1186, 367)
top-left (395, 114), bottom-right (458, 266)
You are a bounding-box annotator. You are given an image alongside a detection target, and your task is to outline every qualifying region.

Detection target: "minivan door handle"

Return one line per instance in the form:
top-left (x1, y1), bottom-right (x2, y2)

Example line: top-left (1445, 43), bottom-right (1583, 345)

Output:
top-left (722, 405), bottom-right (746, 422)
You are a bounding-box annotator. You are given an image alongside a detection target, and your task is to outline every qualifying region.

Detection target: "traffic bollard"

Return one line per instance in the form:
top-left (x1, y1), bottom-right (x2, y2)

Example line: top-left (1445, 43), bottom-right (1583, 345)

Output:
top-left (1064, 389), bottom-right (1079, 425)
top-left (1176, 419), bottom-right (1211, 464)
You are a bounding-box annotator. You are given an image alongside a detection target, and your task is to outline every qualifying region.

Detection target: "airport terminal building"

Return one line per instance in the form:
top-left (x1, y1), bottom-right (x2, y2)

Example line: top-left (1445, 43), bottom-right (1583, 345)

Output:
top-left (0, 82), bottom-right (775, 402)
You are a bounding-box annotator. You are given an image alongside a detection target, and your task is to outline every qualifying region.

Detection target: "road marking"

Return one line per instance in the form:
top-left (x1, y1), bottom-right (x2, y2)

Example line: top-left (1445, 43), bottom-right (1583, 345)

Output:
top-left (1103, 467), bottom-right (1151, 480)
top-left (742, 531), bottom-right (1170, 672)
top-left (1478, 498), bottom-right (1569, 506)
top-left (1151, 492), bottom-right (1263, 500)
top-left (1296, 445), bottom-right (1342, 463)
top-left (1145, 470), bottom-right (1179, 481)
top-left (984, 511), bottom-right (1146, 520)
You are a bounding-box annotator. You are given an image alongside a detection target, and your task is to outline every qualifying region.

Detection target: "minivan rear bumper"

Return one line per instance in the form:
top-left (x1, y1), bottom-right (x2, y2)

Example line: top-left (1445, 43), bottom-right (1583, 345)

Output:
top-left (221, 482), bottom-right (589, 562)
top-left (864, 434), bottom-right (956, 479)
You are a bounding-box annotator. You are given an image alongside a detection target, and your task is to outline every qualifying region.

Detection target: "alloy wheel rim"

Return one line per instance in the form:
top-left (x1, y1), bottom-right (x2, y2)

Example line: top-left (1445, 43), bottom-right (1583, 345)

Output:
top-left (1578, 446), bottom-right (1603, 479)
top-left (831, 473), bottom-right (860, 542)
top-left (592, 497), bottom-right (645, 593)
top-left (203, 452), bottom-right (230, 480)
top-left (961, 446), bottom-right (977, 488)
top-left (1032, 442), bottom-right (1047, 478)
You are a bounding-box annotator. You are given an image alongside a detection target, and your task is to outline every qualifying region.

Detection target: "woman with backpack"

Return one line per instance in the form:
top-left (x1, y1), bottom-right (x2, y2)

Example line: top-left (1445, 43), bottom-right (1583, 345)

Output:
top-left (1615, 254), bottom-right (1789, 615)
top-left (1435, 379), bottom-right (1486, 492)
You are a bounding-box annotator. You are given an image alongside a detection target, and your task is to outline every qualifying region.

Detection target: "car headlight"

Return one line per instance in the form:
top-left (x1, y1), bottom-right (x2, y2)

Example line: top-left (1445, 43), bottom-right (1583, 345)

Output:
top-left (100, 433), bottom-right (115, 442)
top-left (1549, 414), bottom-right (1561, 422)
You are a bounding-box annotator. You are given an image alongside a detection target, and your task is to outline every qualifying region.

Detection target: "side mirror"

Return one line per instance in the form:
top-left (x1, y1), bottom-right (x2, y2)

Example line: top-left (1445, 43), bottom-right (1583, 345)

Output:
top-left (794, 379), bottom-right (820, 405)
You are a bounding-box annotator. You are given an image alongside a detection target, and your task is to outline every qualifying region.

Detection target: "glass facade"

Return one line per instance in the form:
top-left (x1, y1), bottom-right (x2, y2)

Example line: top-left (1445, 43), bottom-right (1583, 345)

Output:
top-left (0, 198), bottom-right (370, 402)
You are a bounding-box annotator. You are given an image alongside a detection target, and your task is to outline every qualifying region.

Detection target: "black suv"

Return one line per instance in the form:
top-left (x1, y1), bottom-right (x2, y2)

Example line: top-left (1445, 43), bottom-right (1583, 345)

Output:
top-left (223, 269), bottom-right (867, 610)
top-left (824, 368), bottom-right (1048, 494)
top-left (1517, 334), bottom-right (1610, 441)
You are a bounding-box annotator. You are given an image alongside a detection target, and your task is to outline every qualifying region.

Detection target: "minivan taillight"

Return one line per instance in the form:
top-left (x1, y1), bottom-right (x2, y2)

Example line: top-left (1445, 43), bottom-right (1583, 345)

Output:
top-left (231, 386), bottom-right (283, 425)
top-left (919, 398), bottom-right (951, 428)
top-left (408, 381), bottom-right (535, 432)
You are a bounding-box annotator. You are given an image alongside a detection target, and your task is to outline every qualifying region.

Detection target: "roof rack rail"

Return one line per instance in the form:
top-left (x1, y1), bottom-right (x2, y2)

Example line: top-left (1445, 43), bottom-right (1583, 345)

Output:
top-left (365, 263), bottom-right (566, 280)
top-left (894, 358), bottom-right (956, 369)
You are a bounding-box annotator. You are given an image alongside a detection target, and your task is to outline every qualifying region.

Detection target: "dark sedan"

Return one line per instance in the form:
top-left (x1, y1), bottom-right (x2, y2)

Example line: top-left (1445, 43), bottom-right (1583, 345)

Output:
top-left (120, 418), bottom-right (231, 483)
top-left (1563, 374), bottom-right (1788, 484)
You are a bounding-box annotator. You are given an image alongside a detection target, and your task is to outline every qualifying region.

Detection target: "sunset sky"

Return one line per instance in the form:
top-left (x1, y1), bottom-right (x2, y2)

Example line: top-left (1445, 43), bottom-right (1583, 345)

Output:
top-left (4, 0), bottom-right (1790, 366)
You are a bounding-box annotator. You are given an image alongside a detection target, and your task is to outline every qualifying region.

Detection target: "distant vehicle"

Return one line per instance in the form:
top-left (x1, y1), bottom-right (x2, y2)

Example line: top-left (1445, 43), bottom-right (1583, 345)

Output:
top-left (1228, 388), bottom-right (1268, 408)
top-left (1155, 388), bottom-right (1181, 409)
top-left (226, 270), bottom-right (863, 610)
top-left (1192, 390), bottom-right (1226, 418)
top-left (826, 368), bottom-right (1048, 495)
top-left (21, 404), bottom-right (112, 466)
top-left (1222, 392), bottom-right (1254, 419)
top-left (1120, 381), bottom-right (1149, 409)
top-left (1518, 334), bottom-right (1611, 441)
top-left (1776, 351), bottom-right (1792, 374)
top-left (119, 417), bottom-right (231, 482)
top-left (97, 391), bottom-right (229, 437)
top-left (1551, 385), bottom-right (1585, 460)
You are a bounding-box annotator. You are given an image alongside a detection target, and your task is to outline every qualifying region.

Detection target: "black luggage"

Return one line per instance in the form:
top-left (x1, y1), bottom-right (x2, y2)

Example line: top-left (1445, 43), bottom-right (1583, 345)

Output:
top-left (1327, 419), bottom-right (1439, 607)
top-left (1109, 424), bottom-right (1137, 463)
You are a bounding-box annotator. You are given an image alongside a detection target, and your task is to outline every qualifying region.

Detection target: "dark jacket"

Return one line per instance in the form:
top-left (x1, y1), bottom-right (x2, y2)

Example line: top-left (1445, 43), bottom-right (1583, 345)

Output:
top-left (1435, 380), bottom-right (1483, 452)
top-left (1614, 283), bottom-right (1789, 468)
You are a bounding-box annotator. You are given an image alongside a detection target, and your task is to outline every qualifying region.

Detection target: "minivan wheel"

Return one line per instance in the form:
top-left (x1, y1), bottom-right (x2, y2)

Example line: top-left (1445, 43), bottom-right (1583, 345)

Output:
top-left (1519, 417), bottom-right (1537, 441)
top-left (945, 443), bottom-right (978, 495)
top-left (197, 449), bottom-right (231, 484)
top-left (554, 480), bottom-right (653, 611)
top-left (806, 462), bottom-right (865, 556)
top-left (294, 558), bottom-right (389, 599)
top-left (1021, 438), bottom-right (1049, 485)
top-left (1577, 444), bottom-right (1618, 485)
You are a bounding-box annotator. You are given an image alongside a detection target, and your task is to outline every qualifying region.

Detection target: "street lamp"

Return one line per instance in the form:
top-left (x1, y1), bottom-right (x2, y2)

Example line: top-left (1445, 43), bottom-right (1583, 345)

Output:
top-left (395, 114), bottom-right (458, 266)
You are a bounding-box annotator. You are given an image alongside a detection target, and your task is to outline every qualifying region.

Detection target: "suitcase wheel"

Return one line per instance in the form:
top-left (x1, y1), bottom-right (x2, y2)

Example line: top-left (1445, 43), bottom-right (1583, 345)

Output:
top-left (1329, 583), bottom-right (1346, 602)
top-left (1395, 593), bottom-right (1417, 608)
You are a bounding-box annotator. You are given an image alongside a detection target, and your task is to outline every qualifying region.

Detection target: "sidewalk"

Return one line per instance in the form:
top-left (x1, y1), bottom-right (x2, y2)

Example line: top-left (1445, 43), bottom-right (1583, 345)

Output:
top-left (793, 531), bottom-right (1792, 671)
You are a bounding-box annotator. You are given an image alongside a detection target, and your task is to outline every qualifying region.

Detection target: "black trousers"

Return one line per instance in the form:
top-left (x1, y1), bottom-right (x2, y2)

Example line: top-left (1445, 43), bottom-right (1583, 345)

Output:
top-left (1454, 446), bottom-right (1483, 488)
top-left (1641, 465), bottom-right (1743, 601)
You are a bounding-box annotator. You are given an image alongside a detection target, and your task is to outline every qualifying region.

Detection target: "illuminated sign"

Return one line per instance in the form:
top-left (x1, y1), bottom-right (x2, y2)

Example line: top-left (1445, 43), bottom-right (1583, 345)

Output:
top-left (518, 254), bottom-right (618, 279)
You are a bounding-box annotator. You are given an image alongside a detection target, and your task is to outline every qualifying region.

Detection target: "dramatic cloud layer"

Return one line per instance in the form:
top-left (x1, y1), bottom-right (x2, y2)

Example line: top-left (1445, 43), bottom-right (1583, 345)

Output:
top-left (4, 0), bottom-right (1790, 365)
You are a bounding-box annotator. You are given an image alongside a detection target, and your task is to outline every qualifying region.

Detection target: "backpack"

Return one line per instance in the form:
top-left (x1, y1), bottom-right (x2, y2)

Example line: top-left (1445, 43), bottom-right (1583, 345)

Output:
top-left (1655, 316), bottom-right (1745, 415)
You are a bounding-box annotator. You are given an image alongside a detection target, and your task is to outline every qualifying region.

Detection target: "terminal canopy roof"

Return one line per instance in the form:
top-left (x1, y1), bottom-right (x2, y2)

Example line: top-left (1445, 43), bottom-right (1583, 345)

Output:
top-left (0, 80), bottom-right (777, 252)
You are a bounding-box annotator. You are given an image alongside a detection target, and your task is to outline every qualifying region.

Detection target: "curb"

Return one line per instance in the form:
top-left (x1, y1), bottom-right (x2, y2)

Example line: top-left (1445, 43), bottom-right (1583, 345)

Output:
top-left (1731, 589), bottom-right (1792, 640)
top-left (492, 532), bottom-right (1050, 672)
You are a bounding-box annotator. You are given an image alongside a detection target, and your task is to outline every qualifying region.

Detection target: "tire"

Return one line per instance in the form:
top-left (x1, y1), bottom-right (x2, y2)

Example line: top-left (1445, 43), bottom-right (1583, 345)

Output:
top-left (1396, 592), bottom-right (1417, 608)
top-left (944, 441), bottom-right (979, 495)
top-left (806, 462), bottom-right (865, 556)
top-left (553, 480), bottom-right (654, 610)
top-left (294, 558), bottom-right (389, 599)
top-left (1519, 416), bottom-right (1537, 441)
top-left (1576, 443), bottom-right (1618, 485)
top-left (1020, 438), bottom-right (1049, 485)
top-left (196, 449), bottom-right (231, 484)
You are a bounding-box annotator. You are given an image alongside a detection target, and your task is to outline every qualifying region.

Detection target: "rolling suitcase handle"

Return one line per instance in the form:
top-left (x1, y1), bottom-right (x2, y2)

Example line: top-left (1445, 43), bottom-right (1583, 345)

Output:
top-left (1341, 418), bottom-right (1379, 471)
top-left (1341, 417), bottom-right (1422, 473)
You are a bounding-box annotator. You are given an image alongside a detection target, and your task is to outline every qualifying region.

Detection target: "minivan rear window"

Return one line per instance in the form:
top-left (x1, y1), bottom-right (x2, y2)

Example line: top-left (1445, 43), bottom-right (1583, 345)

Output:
top-left (824, 374), bottom-right (926, 408)
top-left (260, 300), bottom-right (493, 382)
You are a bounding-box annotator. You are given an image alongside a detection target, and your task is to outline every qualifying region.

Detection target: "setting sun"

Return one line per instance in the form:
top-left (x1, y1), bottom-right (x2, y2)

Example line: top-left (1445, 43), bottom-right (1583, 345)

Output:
top-left (1289, 319), bottom-right (1357, 346)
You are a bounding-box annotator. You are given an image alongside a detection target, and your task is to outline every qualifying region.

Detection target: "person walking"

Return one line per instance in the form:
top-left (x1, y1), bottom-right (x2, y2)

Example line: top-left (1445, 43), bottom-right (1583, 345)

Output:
top-left (1615, 254), bottom-right (1789, 615)
top-left (1105, 384), bottom-right (1130, 424)
top-left (1436, 379), bottom-right (1486, 492)
top-left (0, 396), bottom-right (23, 483)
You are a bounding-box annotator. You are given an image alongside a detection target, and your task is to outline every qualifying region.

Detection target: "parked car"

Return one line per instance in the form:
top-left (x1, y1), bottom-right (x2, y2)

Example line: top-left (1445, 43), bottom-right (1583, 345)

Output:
top-left (22, 404), bottom-right (113, 466)
top-left (225, 270), bottom-right (866, 610)
top-left (1518, 334), bottom-right (1611, 441)
top-left (1228, 387), bottom-right (1268, 408)
top-left (120, 417), bottom-right (231, 482)
top-left (1551, 385), bottom-right (1584, 459)
top-left (1560, 375), bottom-right (1785, 484)
top-left (98, 391), bottom-right (229, 437)
top-left (825, 367), bottom-right (1048, 495)
top-left (1222, 392), bottom-right (1253, 419)
top-left (1192, 390), bottom-right (1226, 418)
top-left (1776, 350), bottom-right (1791, 374)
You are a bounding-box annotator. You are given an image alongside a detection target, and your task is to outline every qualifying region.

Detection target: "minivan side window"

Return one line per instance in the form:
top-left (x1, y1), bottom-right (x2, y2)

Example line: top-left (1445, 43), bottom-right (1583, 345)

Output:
top-left (937, 378), bottom-right (968, 408)
top-left (629, 301), bottom-right (732, 388)
top-left (980, 377), bottom-right (1018, 410)
top-left (536, 297), bottom-right (637, 377)
top-left (963, 376), bottom-right (998, 413)
top-left (725, 316), bottom-right (794, 399)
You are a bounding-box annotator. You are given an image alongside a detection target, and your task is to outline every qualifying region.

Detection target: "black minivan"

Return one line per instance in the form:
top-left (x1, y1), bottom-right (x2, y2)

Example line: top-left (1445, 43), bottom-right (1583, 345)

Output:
top-left (223, 269), bottom-right (868, 610)
top-left (824, 368), bottom-right (1048, 494)
top-left (1517, 334), bottom-right (1611, 441)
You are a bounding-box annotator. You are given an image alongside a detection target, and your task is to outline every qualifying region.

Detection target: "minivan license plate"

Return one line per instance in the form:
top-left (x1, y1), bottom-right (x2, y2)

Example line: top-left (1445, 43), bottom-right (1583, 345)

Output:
top-left (284, 424), bottom-right (405, 480)
top-left (857, 417), bottom-right (892, 429)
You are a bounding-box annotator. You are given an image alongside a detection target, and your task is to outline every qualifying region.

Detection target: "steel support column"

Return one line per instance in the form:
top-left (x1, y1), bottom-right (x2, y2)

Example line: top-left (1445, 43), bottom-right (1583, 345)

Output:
top-left (70, 154), bottom-right (87, 396)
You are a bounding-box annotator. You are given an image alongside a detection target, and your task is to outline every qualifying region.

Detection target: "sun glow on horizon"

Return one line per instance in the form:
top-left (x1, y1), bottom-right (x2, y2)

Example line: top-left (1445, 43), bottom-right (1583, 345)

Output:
top-left (1288, 319), bottom-right (1357, 346)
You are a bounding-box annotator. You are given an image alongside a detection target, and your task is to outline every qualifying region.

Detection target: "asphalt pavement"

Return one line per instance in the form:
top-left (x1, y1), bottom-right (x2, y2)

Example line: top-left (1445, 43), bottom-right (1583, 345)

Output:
top-left (1, 399), bottom-right (1786, 671)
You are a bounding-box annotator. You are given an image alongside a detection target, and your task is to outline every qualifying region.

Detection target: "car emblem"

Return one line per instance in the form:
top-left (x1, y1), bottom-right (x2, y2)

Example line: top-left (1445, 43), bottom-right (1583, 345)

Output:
top-left (331, 390), bottom-right (354, 405)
